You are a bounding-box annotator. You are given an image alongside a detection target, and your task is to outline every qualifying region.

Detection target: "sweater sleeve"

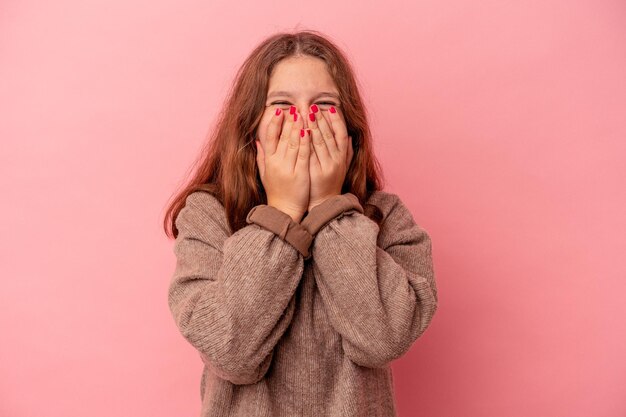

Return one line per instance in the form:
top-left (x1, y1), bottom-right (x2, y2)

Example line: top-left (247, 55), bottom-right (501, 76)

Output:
top-left (300, 192), bottom-right (438, 368)
top-left (167, 191), bottom-right (313, 385)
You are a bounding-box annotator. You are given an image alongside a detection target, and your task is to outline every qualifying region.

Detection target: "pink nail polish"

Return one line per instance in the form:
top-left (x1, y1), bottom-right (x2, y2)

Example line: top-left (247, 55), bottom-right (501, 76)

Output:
top-left (300, 128), bottom-right (305, 137)
top-left (294, 113), bottom-right (298, 121)
top-left (311, 104), bottom-right (319, 113)
top-left (275, 108), bottom-right (281, 116)
top-left (309, 112), bottom-right (315, 122)
top-left (330, 106), bottom-right (336, 114)
top-left (289, 105), bottom-right (296, 114)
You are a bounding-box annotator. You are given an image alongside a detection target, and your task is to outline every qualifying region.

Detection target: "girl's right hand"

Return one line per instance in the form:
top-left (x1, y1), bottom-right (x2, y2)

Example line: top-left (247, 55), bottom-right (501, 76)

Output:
top-left (255, 106), bottom-right (311, 223)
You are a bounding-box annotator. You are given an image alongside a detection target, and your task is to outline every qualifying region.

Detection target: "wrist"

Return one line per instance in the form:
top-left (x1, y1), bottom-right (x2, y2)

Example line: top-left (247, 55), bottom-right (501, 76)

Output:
top-left (267, 204), bottom-right (304, 223)
top-left (308, 195), bottom-right (335, 212)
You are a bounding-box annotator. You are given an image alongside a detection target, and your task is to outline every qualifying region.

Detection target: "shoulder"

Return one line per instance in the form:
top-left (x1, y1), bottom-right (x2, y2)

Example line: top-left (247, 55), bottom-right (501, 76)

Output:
top-left (176, 190), bottom-right (230, 238)
top-left (365, 190), bottom-right (401, 213)
top-left (184, 190), bottom-right (224, 213)
top-left (366, 190), bottom-right (414, 225)
top-left (365, 190), bottom-right (430, 244)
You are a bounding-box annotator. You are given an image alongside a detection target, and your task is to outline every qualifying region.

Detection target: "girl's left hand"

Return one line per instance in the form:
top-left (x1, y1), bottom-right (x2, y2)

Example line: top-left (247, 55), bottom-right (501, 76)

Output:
top-left (306, 104), bottom-right (354, 212)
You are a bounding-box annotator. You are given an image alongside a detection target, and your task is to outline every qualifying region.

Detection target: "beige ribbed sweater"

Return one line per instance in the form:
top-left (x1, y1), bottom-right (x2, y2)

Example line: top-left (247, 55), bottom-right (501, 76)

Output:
top-left (168, 190), bottom-right (438, 417)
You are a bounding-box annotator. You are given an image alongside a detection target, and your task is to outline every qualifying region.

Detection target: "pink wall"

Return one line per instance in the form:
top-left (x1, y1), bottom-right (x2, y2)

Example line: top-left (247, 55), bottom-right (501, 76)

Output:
top-left (1, 1), bottom-right (624, 416)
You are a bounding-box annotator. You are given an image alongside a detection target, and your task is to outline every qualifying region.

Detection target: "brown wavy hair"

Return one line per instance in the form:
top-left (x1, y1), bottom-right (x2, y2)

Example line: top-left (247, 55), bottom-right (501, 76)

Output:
top-left (163, 29), bottom-right (385, 239)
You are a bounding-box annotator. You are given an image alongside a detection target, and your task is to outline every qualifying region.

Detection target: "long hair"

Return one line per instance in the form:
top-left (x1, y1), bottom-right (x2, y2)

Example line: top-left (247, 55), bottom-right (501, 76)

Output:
top-left (163, 29), bottom-right (385, 239)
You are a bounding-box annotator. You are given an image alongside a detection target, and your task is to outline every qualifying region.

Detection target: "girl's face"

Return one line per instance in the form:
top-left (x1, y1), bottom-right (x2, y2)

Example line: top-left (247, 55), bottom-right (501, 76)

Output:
top-left (256, 55), bottom-right (344, 146)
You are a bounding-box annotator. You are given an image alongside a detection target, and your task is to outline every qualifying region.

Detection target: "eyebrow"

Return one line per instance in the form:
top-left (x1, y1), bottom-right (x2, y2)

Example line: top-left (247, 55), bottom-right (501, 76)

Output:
top-left (267, 91), bottom-right (340, 100)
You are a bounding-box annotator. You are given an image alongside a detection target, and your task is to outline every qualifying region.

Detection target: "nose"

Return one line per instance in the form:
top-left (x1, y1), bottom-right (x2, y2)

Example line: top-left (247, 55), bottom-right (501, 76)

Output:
top-left (297, 104), bottom-right (314, 129)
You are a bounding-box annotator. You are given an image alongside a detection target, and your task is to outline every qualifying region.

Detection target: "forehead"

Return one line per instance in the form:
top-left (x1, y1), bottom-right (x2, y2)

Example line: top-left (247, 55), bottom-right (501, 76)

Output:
top-left (268, 56), bottom-right (337, 94)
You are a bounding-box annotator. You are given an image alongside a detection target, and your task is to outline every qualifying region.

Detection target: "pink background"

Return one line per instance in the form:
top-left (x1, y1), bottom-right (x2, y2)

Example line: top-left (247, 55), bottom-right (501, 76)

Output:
top-left (1, 1), bottom-right (625, 416)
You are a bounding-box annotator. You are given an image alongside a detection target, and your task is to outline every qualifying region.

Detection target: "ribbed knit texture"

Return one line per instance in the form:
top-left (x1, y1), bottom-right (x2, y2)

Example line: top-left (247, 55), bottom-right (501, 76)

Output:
top-left (168, 190), bottom-right (438, 417)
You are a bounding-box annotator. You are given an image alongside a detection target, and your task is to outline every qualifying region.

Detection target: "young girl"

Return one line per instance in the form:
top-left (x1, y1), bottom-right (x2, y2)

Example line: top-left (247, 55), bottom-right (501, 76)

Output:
top-left (164, 29), bottom-right (438, 417)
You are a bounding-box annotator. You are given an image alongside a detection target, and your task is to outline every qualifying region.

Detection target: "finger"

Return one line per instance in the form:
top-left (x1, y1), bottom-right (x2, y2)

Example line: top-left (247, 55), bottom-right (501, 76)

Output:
top-left (313, 105), bottom-right (337, 153)
top-left (307, 106), bottom-right (333, 166)
top-left (284, 110), bottom-right (303, 170)
top-left (327, 105), bottom-right (349, 156)
top-left (277, 106), bottom-right (299, 158)
top-left (319, 110), bottom-right (335, 136)
top-left (312, 105), bottom-right (341, 169)
top-left (309, 134), bottom-right (320, 166)
top-left (265, 106), bottom-right (285, 155)
top-left (296, 128), bottom-right (311, 175)
top-left (255, 139), bottom-right (265, 178)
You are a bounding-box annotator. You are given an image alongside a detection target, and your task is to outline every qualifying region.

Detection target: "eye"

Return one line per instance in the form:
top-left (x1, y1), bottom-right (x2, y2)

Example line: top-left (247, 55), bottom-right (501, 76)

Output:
top-left (316, 101), bottom-right (338, 107)
top-left (269, 101), bottom-right (338, 107)
top-left (270, 101), bottom-right (291, 107)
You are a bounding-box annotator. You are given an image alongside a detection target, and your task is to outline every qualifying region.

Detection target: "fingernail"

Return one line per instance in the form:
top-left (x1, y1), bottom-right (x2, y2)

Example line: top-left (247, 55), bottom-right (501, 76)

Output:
top-left (311, 104), bottom-right (319, 113)
top-left (275, 108), bottom-right (281, 116)
top-left (289, 105), bottom-right (296, 114)
top-left (294, 113), bottom-right (298, 121)
top-left (330, 106), bottom-right (336, 114)
top-left (307, 129), bottom-right (312, 135)
top-left (309, 112), bottom-right (315, 122)
top-left (300, 128), bottom-right (305, 137)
